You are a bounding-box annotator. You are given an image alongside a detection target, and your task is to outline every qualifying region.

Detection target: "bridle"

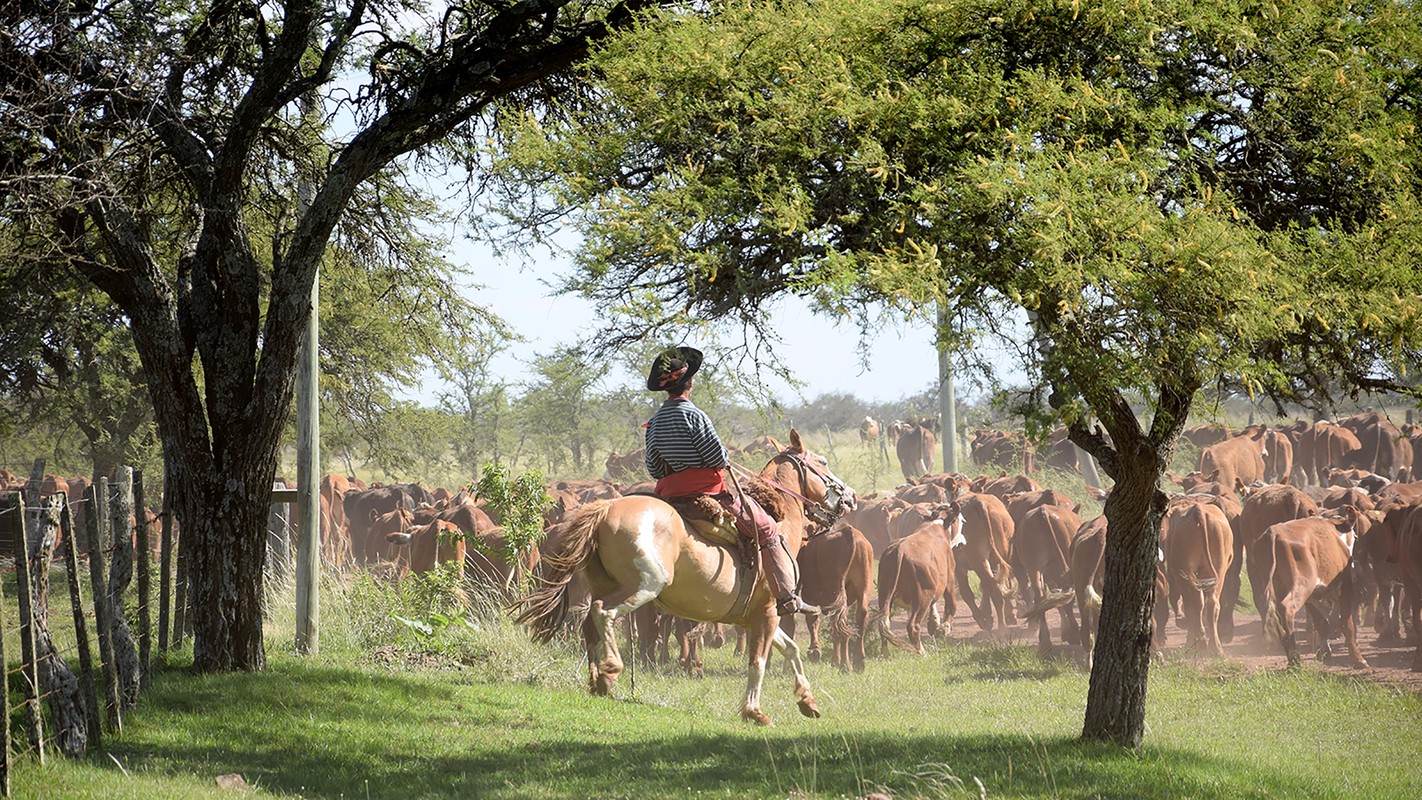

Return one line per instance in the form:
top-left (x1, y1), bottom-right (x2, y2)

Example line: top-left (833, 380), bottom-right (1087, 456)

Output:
top-left (733, 449), bottom-right (857, 530)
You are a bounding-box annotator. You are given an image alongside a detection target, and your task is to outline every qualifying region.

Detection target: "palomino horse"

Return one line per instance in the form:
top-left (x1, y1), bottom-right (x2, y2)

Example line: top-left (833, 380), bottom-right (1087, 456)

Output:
top-left (517, 429), bottom-right (856, 725)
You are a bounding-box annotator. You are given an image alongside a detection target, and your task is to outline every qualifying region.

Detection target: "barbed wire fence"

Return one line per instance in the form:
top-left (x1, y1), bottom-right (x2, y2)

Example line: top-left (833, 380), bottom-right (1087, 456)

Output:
top-left (0, 458), bottom-right (181, 797)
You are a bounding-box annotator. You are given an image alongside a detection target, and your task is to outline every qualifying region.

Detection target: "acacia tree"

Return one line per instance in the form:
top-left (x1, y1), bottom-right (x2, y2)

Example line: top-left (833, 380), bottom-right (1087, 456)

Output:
top-left (1, 0), bottom-right (663, 671)
top-left (490, 0), bottom-right (1422, 746)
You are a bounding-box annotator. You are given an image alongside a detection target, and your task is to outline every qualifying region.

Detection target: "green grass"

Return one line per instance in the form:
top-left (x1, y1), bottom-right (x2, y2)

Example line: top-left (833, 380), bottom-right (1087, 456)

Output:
top-left (10, 583), bottom-right (1422, 800)
top-left (8, 424), bottom-right (1418, 798)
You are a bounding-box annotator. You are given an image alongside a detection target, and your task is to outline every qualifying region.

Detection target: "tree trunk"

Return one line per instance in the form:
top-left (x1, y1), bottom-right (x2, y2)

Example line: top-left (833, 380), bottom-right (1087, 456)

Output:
top-left (106, 469), bottom-right (142, 706)
top-left (1059, 360), bottom-right (1196, 748)
top-left (173, 454), bottom-right (275, 672)
top-left (1080, 449), bottom-right (1168, 747)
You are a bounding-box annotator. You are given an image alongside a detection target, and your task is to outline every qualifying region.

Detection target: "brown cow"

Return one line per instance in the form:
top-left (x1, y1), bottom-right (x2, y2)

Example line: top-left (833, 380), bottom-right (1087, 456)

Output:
top-left (1038, 427), bottom-right (1080, 473)
top-left (948, 489), bottom-right (1016, 632)
top-left (386, 518), bottom-right (467, 578)
top-left (1378, 500), bottom-right (1422, 670)
top-left (792, 524), bottom-right (874, 671)
top-left (344, 486), bottom-right (419, 566)
top-left (602, 449), bottom-right (646, 482)
top-left (1311, 422), bottom-right (1364, 484)
top-left (895, 480), bottom-right (949, 505)
top-left (1261, 429), bottom-right (1294, 485)
top-left (1184, 423), bottom-right (1232, 449)
top-left (1319, 486), bottom-right (1375, 512)
top-left (889, 502), bottom-right (944, 543)
top-left (872, 509), bottom-right (960, 654)
top-left (1162, 499), bottom-right (1234, 655)
top-left (1253, 512), bottom-right (1368, 668)
top-left (365, 506), bottom-right (413, 570)
top-left (845, 496), bottom-right (907, 557)
top-left (319, 474), bottom-right (355, 569)
top-left (1342, 412), bottom-right (1413, 481)
top-left (859, 416), bottom-right (880, 443)
top-left (1012, 504), bottom-right (1082, 651)
top-left (971, 473), bottom-right (1042, 498)
top-left (970, 429), bottom-right (1035, 474)
top-left (466, 526), bottom-right (540, 599)
top-left (896, 421), bottom-right (936, 480)
top-left (1196, 434), bottom-right (1266, 495)
top-left (1003, 489), bottom-right (1079, 528)
top-left (1233, 483), bottom-right (1319, 640)
top-left (1362, 499), bottom-right (1422, 643)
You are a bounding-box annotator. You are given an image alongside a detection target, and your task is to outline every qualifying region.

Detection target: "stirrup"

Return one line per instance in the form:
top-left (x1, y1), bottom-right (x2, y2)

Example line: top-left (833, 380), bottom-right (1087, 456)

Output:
top-left (777, 596), bottom-right (820, 616)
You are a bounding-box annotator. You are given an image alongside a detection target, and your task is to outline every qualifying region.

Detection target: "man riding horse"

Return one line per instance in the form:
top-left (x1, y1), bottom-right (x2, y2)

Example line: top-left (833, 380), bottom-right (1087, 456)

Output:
top-left (644, 346), bottom-right (818, 617)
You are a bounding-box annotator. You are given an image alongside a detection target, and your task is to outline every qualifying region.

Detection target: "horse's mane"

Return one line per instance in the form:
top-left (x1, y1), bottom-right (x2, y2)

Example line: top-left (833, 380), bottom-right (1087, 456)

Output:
top-left (739, 474), bottom-right (789, 522)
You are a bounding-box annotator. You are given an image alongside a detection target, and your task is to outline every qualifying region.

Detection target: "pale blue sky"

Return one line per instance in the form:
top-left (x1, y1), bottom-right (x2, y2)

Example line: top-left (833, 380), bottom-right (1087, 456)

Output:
top-left (447, 238), bottom-right (947, 404)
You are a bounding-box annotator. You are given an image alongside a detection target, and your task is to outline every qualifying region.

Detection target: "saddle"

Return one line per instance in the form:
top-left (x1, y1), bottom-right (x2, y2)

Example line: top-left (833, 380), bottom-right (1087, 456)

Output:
top-left (665, 494), bottom-right (740, 544)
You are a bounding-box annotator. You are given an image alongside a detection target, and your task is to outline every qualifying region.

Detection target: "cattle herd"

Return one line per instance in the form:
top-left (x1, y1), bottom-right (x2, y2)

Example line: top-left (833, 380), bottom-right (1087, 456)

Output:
top-left (4, 408), bottom-right (1421, 686)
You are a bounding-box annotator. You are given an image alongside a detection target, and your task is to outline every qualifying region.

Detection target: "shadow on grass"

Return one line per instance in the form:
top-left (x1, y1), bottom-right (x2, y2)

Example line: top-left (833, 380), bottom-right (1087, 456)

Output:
top-left (84, 661), bottom-right (1352, 800)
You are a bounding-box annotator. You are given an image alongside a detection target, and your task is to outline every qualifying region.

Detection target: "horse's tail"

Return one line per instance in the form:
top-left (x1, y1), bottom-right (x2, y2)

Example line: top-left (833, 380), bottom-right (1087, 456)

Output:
top-left (869, 547), bottom-right (917, 652)
top-left (513, 500), bottom-right (610, 644)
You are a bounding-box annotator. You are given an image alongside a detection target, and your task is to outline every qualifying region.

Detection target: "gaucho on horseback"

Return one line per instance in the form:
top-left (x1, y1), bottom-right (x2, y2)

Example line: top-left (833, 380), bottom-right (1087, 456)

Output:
top-left (516, 345), bottom-right (856, 723)
top-left (643, 346), bottom-right (818, 617)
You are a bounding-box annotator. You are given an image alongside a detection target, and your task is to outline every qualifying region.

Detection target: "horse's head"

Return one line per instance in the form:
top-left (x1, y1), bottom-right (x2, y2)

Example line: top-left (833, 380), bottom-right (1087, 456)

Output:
top-left (762, 429), bottom-right (858, 528)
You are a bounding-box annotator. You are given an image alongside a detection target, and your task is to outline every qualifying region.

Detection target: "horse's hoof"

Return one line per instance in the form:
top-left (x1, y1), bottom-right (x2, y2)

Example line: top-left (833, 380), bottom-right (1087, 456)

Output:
top-left (807, 648), bottom-right (822, 663)
top-left (741, 708), bottom-right (773, 726)
top-left (592, 670), bottom-right (618, 696)
top-left (797, 698), bottom-right (821, 719)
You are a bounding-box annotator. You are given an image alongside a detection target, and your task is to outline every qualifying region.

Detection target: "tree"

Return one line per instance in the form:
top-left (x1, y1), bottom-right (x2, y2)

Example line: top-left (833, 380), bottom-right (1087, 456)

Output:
top-left (0, 274), bottom-right (159, 479)
top-left (2, 0), bottom-right (664, 671)
top-left (489, 0), bottom-right (1422, 746)
top-left (518, 346), bottom-right (608, 473)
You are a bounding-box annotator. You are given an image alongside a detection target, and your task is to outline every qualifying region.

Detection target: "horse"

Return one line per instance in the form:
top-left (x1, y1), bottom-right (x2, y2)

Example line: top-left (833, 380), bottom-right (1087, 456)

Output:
top-left (516, 429), bottom-right (857, 725)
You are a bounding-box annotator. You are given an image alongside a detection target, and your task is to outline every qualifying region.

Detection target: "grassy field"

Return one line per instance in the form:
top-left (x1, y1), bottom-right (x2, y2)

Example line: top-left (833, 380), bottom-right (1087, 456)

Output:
top-left (8, 421), bottom-right (1419, 799)
top-left (9, 567), bottom-right (1422, 800)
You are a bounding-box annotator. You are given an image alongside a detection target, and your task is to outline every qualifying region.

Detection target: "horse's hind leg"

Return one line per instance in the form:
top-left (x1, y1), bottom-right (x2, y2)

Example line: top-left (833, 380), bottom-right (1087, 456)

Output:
top-left (583, 581), bottom-right (665, 696)
top-left (770, 625), bottom-right (821, 720)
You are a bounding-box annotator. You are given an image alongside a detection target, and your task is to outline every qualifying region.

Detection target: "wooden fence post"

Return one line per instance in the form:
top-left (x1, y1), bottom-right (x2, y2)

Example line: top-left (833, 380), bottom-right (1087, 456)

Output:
top-left (107, 467), bottom-right (141, 708)
top-left (135, 469), bottom-right (151, 691)
top-left (0, 493), bottom-right (16, 797)
top-left (174, 499), bottom-right (188, 648)
top-left (87, 481), bottom-right (121, 733)
top-left (61, 500), bottom-right (101, 749)
top-left (12, 493), bottom-right (45, 764)
top-left (159, 471), bottom-right (173, 654)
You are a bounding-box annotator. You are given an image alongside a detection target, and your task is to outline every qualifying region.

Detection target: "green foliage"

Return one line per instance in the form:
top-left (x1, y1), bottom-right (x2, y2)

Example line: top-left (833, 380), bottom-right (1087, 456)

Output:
top-left (491, 0), bottom-right (1422, 421)
top-left (469, 461), bottom-right (550, 592)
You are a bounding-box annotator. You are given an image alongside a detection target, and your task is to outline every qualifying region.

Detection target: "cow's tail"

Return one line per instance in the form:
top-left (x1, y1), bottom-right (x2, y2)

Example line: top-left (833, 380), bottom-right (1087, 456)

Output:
top-left (513, 500), bottom-right (610, 643)
top-left (1023, 589), bottom-right (1076, 623)
top-left (868, 550), bottom-right (917, 652)
top-left (1182, 504), bottom-right (1222, 592)
top-left (821, 599), bottom-right (855, 642)
top-left (1259, 535), bottom-right (1284, 645)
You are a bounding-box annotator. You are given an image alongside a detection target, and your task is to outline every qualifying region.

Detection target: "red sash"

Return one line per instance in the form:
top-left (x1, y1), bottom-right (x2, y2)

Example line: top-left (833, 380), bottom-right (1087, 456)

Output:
top-left (655, 467), bottom-right (726, 498)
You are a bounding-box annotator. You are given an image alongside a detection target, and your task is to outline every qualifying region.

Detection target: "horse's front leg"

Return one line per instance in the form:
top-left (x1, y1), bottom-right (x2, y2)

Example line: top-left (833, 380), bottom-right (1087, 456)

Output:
top-left (771, 624), bottom-right (820, 719)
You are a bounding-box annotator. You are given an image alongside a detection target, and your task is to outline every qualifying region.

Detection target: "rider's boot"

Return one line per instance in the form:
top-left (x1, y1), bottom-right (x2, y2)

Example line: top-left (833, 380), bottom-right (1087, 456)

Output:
top-left (762, 538), bottom-right (819, 616)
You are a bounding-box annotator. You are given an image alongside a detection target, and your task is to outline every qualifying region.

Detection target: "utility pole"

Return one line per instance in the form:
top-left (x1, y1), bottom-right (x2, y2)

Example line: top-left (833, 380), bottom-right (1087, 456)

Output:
top-left (937, 303), bottom-right (958, 472)
top-left (294, 88), bottom-right (322, 654)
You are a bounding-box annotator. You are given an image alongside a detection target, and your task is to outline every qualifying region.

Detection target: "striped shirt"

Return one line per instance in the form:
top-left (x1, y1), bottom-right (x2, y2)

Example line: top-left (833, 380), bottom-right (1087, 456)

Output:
top-left (644, 398), bottom-right (728, 480)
